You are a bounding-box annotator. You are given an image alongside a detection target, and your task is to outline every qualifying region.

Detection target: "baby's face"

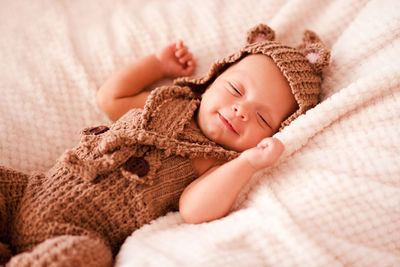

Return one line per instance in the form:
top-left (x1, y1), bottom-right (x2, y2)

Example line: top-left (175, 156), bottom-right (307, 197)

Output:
top-left (196, 54), bottom-right (297, 152)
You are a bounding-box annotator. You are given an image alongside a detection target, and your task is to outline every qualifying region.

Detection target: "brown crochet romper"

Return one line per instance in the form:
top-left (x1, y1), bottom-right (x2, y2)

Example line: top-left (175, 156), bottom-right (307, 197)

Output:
top-left (0, 85), bottom-right (239, 267)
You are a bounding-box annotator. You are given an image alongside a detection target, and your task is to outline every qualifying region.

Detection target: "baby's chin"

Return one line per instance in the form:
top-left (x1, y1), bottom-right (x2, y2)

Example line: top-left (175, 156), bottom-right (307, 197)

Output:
top-left (219, 136), bottom-right (273, 152)
top-left (199, 123), bottom-right (256, 152)
top-left (203, 133), bottom-right (240, 152)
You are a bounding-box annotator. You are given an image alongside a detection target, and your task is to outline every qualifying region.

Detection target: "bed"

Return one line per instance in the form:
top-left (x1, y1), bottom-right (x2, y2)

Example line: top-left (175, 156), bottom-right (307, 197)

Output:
top-left (1, 0), bottom-right (399, 266)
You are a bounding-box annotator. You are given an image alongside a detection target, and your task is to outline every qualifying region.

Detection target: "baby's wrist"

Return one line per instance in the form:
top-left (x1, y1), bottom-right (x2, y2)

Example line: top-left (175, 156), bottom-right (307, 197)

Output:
top-left (152, 53), bottom-right (168, 78)
top-left (237, 153), bottom-right (260, 173)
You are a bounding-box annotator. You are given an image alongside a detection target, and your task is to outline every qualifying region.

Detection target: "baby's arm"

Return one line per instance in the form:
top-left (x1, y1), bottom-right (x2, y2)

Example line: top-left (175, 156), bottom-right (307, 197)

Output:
top-left (179, 138), bottom-right (284, 224)
top-left (97, 40), bottom-right (195, 121)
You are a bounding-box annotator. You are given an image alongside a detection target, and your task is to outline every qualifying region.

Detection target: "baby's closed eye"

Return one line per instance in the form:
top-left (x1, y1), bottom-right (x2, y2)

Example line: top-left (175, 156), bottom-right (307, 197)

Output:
top-left (257, 113), bottom-right (272, 129)
top-left (227, 82), bottom-right (242, 96)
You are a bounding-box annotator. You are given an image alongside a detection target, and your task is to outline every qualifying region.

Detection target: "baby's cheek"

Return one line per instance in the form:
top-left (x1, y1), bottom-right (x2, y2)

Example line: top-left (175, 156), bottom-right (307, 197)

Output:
top-left (241, 134), bottom-right (264, 151)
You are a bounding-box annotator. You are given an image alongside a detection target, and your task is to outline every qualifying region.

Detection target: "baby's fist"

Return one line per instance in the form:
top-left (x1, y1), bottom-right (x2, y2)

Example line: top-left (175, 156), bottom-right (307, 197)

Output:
top-left (155, 40), bottom-right (196, 78)
top-left (240, 137), bottom-right (284, 171)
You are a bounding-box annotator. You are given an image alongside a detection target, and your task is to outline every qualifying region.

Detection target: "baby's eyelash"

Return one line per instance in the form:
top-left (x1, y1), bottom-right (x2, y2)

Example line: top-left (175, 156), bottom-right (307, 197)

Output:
top-left (258, 113), bottom-right (272, 129)
top-left (229, 83), bottom-right (242, 95)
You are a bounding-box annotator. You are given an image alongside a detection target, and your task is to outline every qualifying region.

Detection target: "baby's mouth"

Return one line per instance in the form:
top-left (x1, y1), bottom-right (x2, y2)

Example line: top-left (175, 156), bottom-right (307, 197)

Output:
top-left (218, 113), bottom-right (239, 135)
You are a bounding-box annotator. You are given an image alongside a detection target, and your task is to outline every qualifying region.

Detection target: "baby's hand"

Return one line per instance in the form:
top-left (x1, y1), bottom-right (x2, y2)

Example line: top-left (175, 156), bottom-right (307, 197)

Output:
top-left (240, 137), bottom-right (284, 171)
top-left (155, 40), bottom-right (196, 78)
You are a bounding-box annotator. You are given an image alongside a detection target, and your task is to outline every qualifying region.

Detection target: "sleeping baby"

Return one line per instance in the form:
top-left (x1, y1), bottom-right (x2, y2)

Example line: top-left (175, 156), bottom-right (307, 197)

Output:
top-left (0, 24), bottom-right (329, 266)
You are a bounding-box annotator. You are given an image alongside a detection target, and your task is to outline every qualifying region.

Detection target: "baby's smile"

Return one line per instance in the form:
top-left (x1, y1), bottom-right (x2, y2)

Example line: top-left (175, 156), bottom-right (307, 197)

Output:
top-left (218, 112), bottom-right (239, 135)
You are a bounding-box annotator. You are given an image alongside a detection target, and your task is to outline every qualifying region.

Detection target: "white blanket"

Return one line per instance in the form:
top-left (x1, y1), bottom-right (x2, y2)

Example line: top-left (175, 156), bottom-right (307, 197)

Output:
top-left (1, 0), bottom-right (399, 266)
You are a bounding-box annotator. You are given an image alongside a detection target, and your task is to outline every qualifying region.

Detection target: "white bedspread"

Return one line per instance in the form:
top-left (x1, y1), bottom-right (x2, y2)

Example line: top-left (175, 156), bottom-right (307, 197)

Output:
top-left (1, 0), bottom-right (399, 266)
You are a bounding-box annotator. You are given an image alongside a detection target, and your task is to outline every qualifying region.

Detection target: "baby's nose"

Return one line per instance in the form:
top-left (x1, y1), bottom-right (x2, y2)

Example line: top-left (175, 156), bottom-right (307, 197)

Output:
top-left (232, 105), bottom-right (248, 121)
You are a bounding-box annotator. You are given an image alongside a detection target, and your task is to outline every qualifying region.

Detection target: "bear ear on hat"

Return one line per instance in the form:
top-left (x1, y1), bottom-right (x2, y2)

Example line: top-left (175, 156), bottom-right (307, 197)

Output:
top-left (246, 24), bottom-right (275, 44)
top-left (298, 30), bottom-right (330, 72)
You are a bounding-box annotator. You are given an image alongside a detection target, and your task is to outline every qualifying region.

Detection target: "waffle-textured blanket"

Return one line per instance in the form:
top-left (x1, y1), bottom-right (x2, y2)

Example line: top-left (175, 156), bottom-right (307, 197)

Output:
top-left (0, 0), bottom-right (399, 266)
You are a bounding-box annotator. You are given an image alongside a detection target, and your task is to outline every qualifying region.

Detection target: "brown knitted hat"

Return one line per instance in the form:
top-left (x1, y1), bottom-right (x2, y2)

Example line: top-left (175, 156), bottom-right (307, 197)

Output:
top-left (174, 24), bottom-right (330, 130)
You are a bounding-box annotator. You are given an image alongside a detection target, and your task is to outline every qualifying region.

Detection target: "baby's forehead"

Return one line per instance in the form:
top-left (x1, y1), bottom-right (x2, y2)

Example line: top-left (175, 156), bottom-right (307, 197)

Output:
top-left (227, 54), bottom-right (285, 82)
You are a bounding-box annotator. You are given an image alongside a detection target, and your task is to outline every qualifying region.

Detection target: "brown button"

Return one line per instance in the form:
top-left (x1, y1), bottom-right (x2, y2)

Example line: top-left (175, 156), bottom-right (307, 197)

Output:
top-left (124, 156), bottom-right (149, 177)
top-left (84, 126), bottom-right (109, 135)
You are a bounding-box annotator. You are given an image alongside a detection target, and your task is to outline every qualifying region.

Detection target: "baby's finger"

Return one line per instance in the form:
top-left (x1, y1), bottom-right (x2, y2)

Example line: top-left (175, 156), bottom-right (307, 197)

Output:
top-left (268, 138), bottom-right (285, 154)
top-left (187, 59), bottom-right (195, 67)
top-left (257, 138), bottom-right (271, 149)
top-left (175, 40), bottom-right (183, 50)
top-left (181, 59), bottom-right (196, 76)
top-left (178, 52), bottom-right (193, 65)
top-left (175, 46), bottom-right (188, 58)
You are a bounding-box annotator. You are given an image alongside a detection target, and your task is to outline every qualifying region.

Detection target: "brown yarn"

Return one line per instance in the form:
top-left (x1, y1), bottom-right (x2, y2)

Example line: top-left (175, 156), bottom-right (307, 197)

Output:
top-left (175, 24), bottom-right (330, 130)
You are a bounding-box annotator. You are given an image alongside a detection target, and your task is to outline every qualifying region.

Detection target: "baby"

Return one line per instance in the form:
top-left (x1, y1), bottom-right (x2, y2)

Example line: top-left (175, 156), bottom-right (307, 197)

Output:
top-left (0, 24), bottom-right (329, 266)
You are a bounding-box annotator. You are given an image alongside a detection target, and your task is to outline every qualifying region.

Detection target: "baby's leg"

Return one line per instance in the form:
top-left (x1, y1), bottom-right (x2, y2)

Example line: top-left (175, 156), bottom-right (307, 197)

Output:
top-left (0, 166), bottom-right (28, 264)
top-left (6, 235), bottom-right (113, 267)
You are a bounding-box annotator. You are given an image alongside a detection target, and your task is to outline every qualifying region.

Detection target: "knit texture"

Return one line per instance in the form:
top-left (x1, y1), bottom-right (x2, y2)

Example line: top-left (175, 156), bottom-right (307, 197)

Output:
top-left (0, 86), bottom-right (238, 266)
top-left (175, 24), bottom-right (330, 130)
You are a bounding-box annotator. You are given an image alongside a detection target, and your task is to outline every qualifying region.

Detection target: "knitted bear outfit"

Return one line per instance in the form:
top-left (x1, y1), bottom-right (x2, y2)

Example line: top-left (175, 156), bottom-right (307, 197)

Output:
top-left (0, 24), bottom-right (329, 266)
